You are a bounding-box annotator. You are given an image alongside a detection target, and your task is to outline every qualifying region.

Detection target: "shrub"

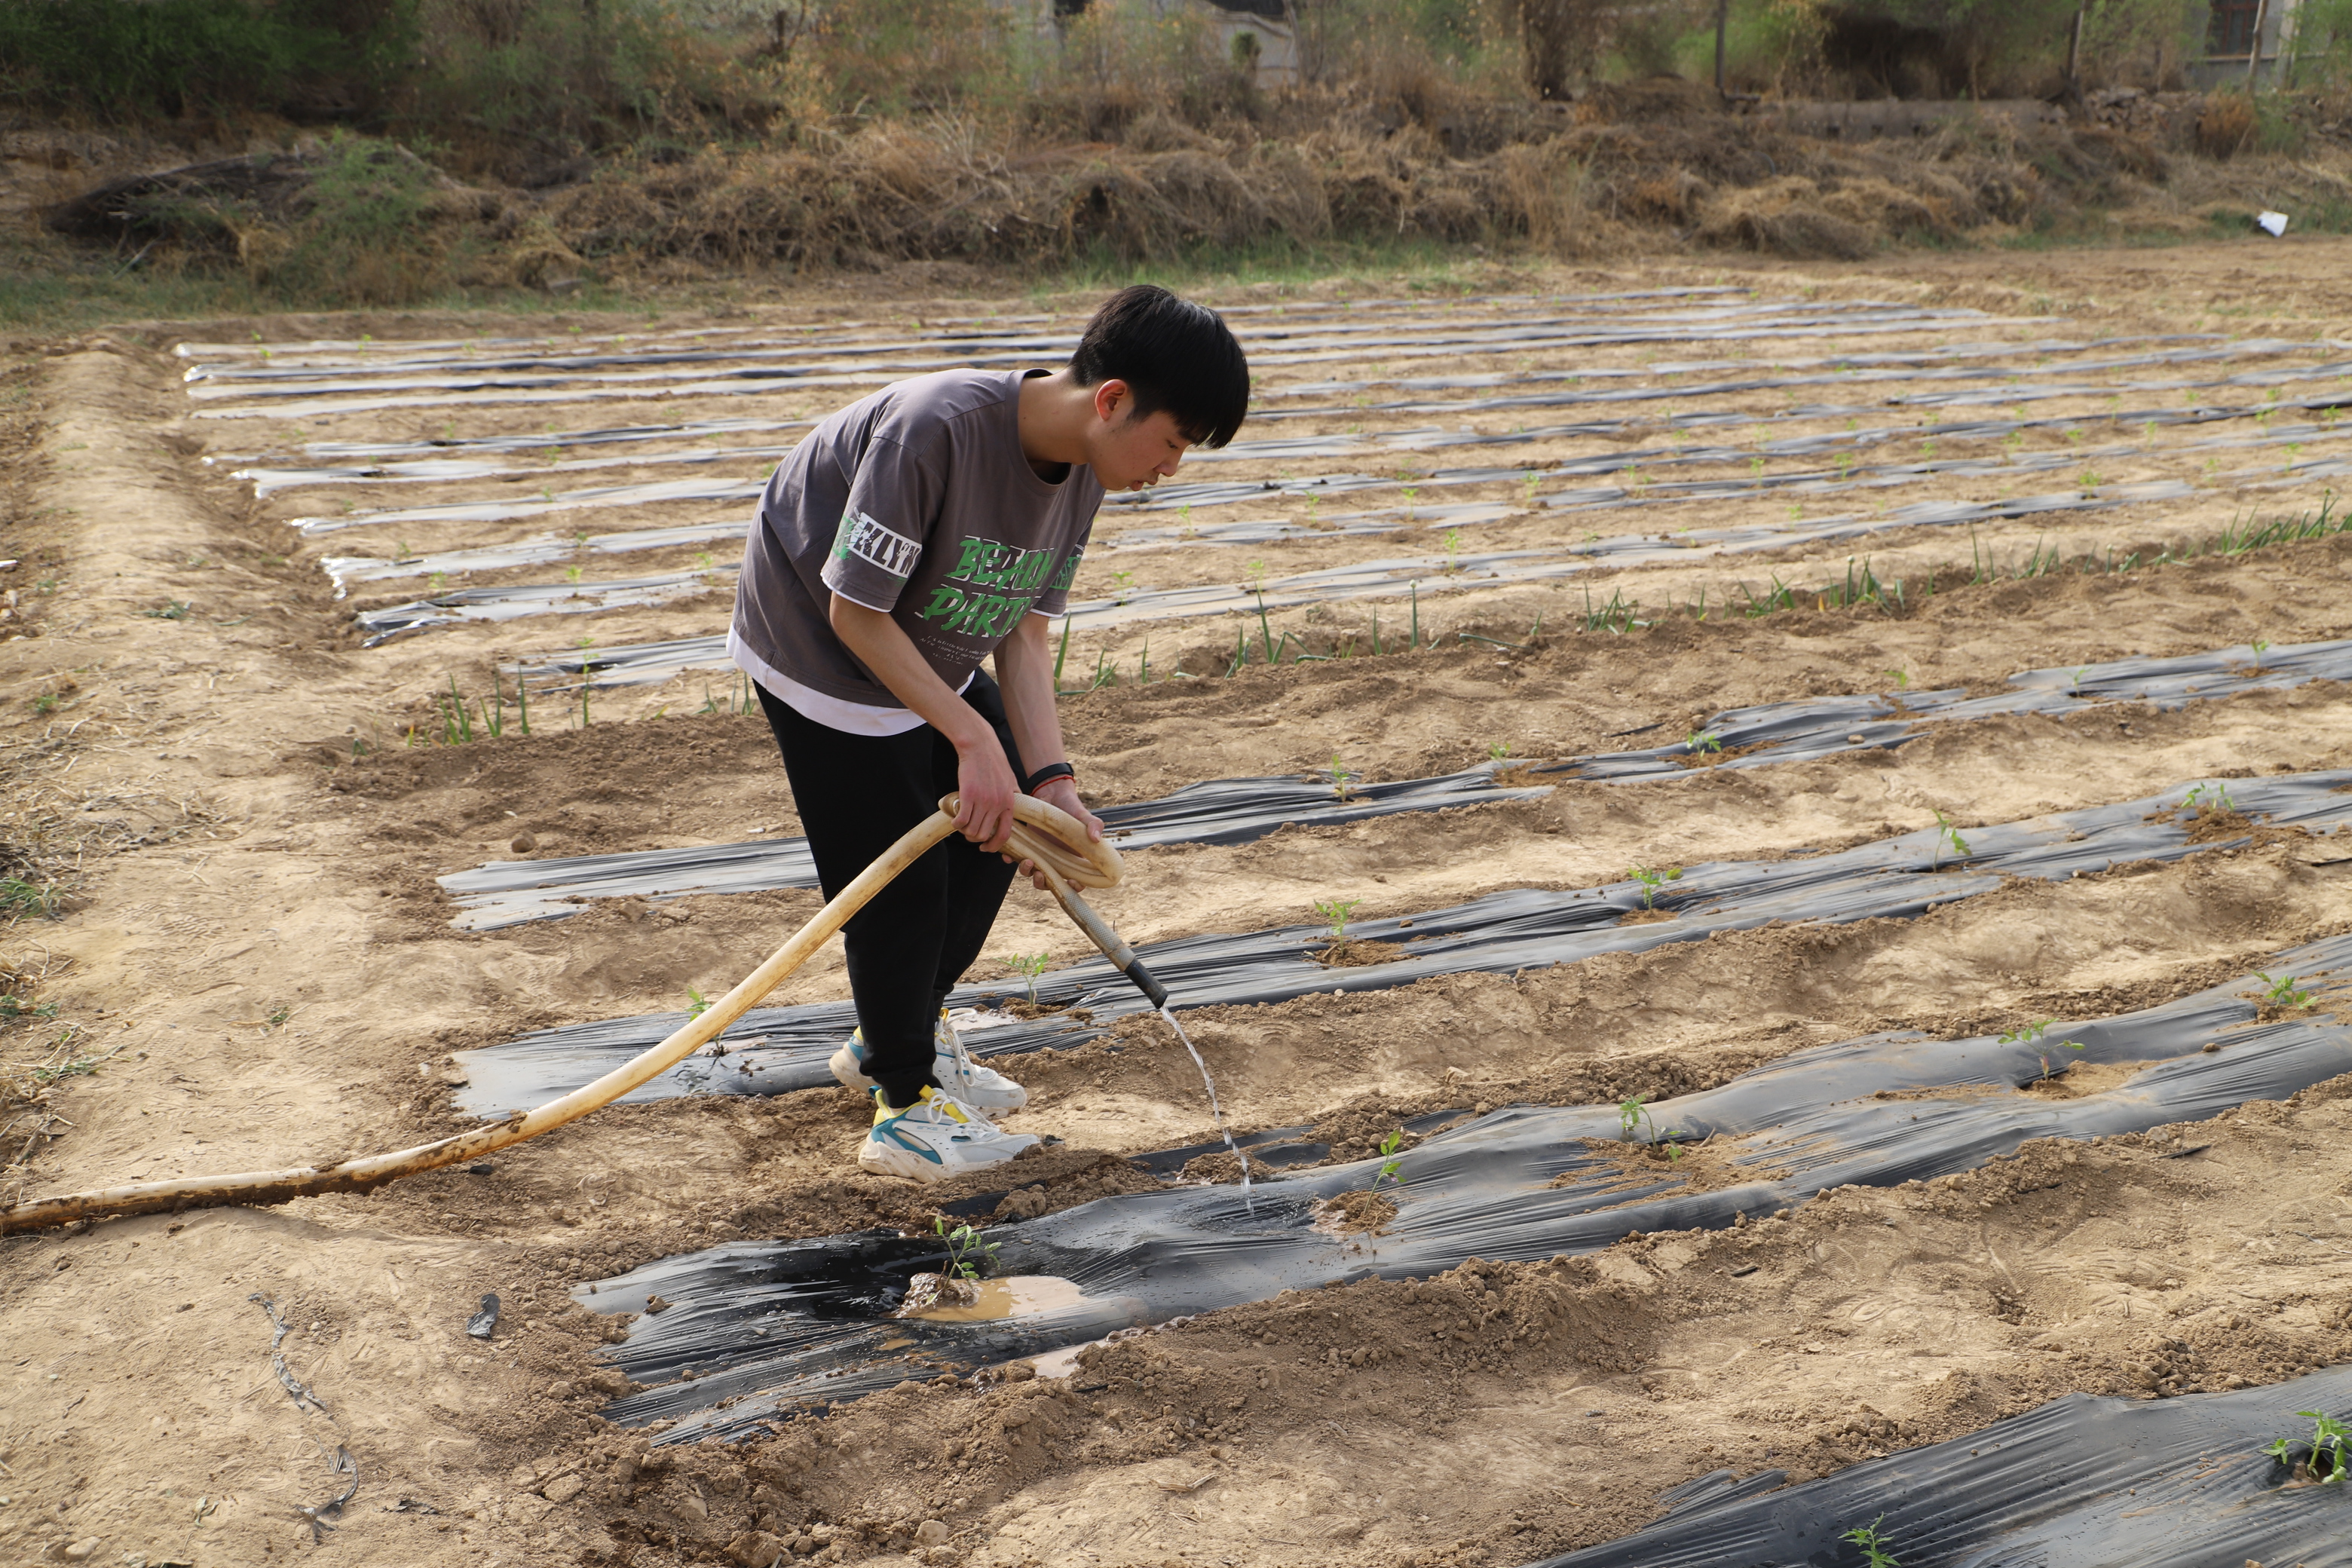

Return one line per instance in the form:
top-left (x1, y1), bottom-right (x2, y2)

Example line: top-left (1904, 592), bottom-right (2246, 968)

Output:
top-left (0, 0), bottom-right (415, 121)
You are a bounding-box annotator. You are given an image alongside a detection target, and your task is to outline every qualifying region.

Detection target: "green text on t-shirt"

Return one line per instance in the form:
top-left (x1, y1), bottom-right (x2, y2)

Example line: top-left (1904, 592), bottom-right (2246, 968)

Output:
top-left (913, 536), bottom-right (1080, 639)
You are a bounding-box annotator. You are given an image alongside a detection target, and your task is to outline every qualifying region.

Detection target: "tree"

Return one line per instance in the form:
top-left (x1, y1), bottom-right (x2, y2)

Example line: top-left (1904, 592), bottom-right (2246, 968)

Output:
top-left (1516, 0), bottom-right (1607, 99)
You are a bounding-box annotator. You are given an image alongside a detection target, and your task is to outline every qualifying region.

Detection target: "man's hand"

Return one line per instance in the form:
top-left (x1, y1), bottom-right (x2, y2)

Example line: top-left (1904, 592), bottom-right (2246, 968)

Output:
top-left (954, 737), bottom-right (1023, 853)
top-left (1007, 775), bottom-right (1103, 889)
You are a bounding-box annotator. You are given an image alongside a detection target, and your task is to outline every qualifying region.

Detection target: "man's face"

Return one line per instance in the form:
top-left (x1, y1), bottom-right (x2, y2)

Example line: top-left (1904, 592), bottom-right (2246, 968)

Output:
top-left (1086, 381), bottom-right (1194, 492)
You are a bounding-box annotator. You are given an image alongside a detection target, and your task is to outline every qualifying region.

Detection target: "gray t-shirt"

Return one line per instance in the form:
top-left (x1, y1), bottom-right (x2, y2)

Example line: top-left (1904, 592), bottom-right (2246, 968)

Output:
top-left (730, 369), bottom-right (1101, 718)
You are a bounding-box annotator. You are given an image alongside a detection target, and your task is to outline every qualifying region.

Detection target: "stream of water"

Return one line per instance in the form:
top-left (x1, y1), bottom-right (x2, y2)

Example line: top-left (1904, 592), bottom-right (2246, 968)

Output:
top-left (1159, 1003), bottom-right (1253, 1201)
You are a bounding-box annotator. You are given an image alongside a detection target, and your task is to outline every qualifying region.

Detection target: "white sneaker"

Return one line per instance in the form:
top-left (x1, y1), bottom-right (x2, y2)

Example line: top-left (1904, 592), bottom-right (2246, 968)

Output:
top-left (858, 1086), bottom-right (1041, 1183)
top-left (828, 1012), bottom-right (1028, 1115)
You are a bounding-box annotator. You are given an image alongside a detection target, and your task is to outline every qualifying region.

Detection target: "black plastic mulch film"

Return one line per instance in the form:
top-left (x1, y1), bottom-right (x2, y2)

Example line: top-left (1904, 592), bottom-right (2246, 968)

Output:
top-left (296, 350), bottom-right (2335, 536)
top-left (572, 926), bottom-right (2352, 1451)
top-left (378, 394), bottom-right (2348, 655)
top-left (463, 768), bottom-right (2352, 1111)
top-left (441, 633), bottom-right (2352, 933)
top-left (240, 333), bottom-right (2298, 503)
top-left (212, 299), bottom-right (2352, 653)
top-left (179, 295), bottom-right (1989, 421)
top-left (1531, 1368), bottom-right (2352, 1567)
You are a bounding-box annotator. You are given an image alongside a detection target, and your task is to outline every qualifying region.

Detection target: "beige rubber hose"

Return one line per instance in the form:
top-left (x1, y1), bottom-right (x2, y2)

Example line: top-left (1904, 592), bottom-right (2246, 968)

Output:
top-left (0, 795), bottom-right (1120, 1236)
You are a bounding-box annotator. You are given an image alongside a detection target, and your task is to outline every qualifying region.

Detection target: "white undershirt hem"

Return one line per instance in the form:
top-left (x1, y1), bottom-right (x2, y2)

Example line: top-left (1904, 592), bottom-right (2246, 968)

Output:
top-left (727, 625), bottom-right (971, 737)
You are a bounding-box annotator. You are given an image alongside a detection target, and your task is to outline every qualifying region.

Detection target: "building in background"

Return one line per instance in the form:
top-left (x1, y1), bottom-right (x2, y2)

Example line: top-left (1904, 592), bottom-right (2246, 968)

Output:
top-left (2197, 0), bottom-right (2302, 87)
top-left (1202, 1), bottom-right (1299, 89)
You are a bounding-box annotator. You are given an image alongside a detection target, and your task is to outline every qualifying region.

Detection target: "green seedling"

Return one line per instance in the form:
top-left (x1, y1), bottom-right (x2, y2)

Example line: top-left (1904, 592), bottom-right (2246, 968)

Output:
top-left (1315, 898), bottom-right (1363, 945)
top-left (1327, 754), bottom-right (1361, 803)
top-left (23, 1035), bottom-right (111, 1086)
top-left (2000, 1018), bottom-right (2082, 1080)
top-left (142, 601), bottom-right (191, 620)
top-left (1840, 1517), bottom-right (1900, 1567)
top-left (1001, 952), bottom-right (1051, 1007)
top-left (933, 1217), bottom-right (1001, 1282)
top-left (1685, 730), bottom-right (1723, 755)
top-left (1488, 741), bottom-right (1515, 761)
top-left (2257, 972), bottom-right (2315, 1009)
top-left (1373, 1129), bottom-right (1407, 1191)
top-left (2251, 638), bottom-right (2272, 668)
top-left (1884, 667), bottom-right (1907, 691)
top-left (565, 565), bottom-right (583, 583)
top-left (0, 994), bottom-right (60, 1021)
top-left (2181, 782), bottom-right (2237, 814)
top-left (1617, 1093), bottom-right (1671, 1150)
top-left (2263, 1410), bottom-right (2352, 1482)
top-left (267, 1006), bottom-right (292, 1027)
top-left (1626, 865), bottom-right (1681, 908)
top-left (1931, 810), bottom-right (1971, 868)
top-left (1441, 527), bottom-right (1461, 572)
top-left (1, 877), bottom-right (55, 920)
top-left (685, 988), bottom-right (710, 1018)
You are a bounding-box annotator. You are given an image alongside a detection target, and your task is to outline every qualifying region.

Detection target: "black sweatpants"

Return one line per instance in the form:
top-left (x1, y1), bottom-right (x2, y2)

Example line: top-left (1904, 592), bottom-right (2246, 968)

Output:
top-left (756, 672), bottom-right (1024, 1107)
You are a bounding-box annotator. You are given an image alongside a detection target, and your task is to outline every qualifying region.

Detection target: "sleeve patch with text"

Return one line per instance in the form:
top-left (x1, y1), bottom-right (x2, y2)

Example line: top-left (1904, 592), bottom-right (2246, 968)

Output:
top-left (829, 510), bottom-right (923, 581)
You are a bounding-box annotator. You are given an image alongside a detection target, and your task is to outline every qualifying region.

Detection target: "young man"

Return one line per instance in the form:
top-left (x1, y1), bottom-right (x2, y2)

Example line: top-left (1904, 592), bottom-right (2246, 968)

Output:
top-left (727, 286), bottom-right (1250, 1182)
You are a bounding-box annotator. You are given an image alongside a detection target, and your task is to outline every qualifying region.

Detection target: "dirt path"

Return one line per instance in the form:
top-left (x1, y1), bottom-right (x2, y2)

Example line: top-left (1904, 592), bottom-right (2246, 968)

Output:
top-left (4, 243), bottom-right (2352, 1568)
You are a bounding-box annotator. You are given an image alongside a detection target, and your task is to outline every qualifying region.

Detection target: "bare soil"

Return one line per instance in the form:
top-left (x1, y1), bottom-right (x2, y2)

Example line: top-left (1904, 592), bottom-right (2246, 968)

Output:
top-left (6, 242), bottom-right (2352, 1568)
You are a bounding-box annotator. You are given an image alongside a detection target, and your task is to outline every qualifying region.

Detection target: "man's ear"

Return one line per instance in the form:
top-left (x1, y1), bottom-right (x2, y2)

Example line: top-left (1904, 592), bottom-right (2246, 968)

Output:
top-left (1090, 378), bottom-right (1132, 424)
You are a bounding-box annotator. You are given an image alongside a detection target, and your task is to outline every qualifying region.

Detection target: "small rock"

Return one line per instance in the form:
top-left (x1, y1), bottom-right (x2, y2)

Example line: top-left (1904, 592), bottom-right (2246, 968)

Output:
top-left (541, 1472), bottom-right (584, 1504)
top-left (59, 1539), bottom-right (102, 1563)
top-left (616, 896), bottom-right (651, 923)
top-left (896, 1273), bottom-right (978, 1317)
top-left (674, 1490), bottom-right (709, 1522)
top-left (510, 830), bottom-right (538, 854)
top-left (547, 1380), bottom-right (575, 1399)
top-left (726, 1530), bottom-right (787, 1566)
top-left (643, 1294), bottom-right (672, 1315)
top-left (914, 1519), bottom-right (951, 1546)
top-left (1002, 1361), bottom-right (1037, 1383)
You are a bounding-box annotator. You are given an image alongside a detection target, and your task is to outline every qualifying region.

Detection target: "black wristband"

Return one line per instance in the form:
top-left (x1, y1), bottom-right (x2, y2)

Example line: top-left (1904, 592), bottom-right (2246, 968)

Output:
top-left (1023, 761), bottom-right (1076, 795)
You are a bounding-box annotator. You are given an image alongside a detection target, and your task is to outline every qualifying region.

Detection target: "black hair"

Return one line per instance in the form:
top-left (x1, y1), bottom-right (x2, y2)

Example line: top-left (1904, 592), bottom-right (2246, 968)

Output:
top-left (1067, 283), bottom-right (1251, 449)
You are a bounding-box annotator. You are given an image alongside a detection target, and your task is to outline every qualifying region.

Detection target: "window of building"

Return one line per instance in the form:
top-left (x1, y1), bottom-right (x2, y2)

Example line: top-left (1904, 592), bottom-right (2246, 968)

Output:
top-left (2210, 0), bottom-right (2262, 56)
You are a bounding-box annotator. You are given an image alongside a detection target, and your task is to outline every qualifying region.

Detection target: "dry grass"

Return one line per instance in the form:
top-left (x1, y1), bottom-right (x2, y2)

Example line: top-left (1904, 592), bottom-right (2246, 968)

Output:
top-left (27, 84), bottom-right (2352, 298)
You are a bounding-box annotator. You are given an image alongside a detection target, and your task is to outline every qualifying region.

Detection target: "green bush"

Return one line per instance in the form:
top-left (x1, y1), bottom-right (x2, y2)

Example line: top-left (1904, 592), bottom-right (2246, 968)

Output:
top-left (2292, 0), bottom-right (2352, 87)
top-left (407, 0), bottom-right (770, 151)
top-left (0, 0), bottom-right (415, 120)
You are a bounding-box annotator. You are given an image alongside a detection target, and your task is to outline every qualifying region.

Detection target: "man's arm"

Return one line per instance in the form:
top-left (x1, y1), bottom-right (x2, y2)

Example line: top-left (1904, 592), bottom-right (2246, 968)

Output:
top-left (995, 612), bottom-right (1105, 887)
top-left (829, 596), bottom-right (1022, 851)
